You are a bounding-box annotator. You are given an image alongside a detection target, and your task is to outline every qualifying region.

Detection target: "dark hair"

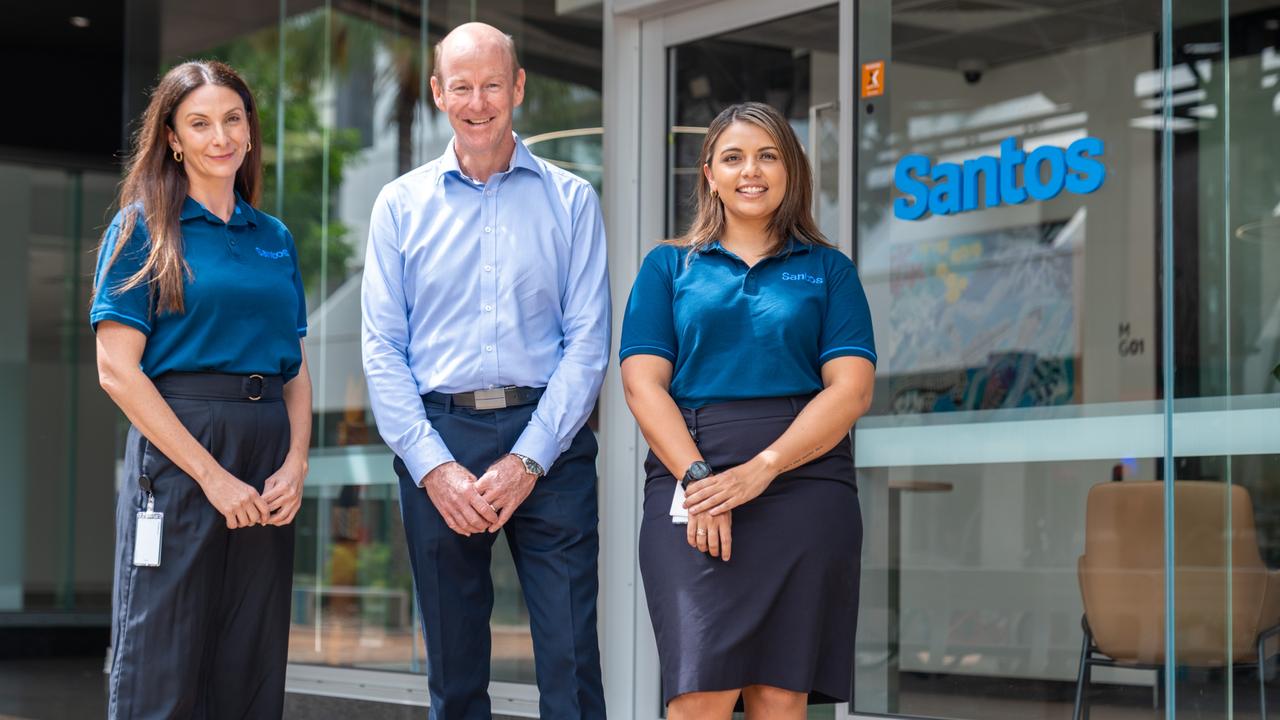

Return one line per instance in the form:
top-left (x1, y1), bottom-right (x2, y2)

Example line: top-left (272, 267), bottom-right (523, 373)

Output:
top-left (94, 60), bottom-right (262, 315)
top-left (673, 101), bottom-right (832, 254)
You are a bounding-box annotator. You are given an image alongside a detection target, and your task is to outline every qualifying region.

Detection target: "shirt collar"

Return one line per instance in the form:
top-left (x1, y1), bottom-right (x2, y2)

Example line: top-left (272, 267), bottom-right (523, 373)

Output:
top-left (436, 132), bottom-right (544, 185)
top-left (699, 236), bottom-right (811, 256)
top-left (179, 192), bottom-right (257, 227)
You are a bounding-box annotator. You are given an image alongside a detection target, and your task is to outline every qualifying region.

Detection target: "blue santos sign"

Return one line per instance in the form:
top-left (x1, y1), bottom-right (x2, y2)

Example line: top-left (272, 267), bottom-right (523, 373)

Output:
top-left (893, 137), bottom-right (1106, 221)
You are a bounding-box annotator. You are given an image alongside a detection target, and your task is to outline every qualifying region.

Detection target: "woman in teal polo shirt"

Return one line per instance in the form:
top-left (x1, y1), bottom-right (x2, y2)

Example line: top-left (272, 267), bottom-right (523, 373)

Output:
top-left (621, 102), bottom-right (877, 718)
top-left (90, 60), bottom-right (311, 719)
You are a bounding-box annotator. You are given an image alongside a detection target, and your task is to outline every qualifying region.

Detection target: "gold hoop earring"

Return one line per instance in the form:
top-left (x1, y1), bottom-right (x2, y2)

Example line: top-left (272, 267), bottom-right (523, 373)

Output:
top-left (173, 150), bottom-right (183, 163)
top-left (246, 139), bottom-right (252, 152)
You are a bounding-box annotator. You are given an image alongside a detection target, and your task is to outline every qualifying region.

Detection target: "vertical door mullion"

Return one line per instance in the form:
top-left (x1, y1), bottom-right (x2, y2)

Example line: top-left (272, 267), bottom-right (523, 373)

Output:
top-left (839, 0), bottom-right (856, 260)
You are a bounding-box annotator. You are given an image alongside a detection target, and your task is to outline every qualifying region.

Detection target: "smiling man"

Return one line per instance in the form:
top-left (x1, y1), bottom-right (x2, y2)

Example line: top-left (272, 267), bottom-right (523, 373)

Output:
top-left (361, 22), bottom-right (609, 720)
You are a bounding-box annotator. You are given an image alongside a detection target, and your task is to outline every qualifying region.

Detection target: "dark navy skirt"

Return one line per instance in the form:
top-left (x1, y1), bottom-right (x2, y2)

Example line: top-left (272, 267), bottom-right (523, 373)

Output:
top-left (638, 395), bottom-right (862, 705)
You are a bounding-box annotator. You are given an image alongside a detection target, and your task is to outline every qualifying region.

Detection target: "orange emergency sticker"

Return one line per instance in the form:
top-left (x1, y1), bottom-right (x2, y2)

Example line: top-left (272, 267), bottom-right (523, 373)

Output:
top-left (861, 61), bottom-right (885, 98)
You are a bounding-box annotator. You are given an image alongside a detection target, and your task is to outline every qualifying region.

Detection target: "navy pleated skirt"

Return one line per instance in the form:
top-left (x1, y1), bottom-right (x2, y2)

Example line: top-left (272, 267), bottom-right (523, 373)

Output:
top-left (638, 395), bottom-right (862, 705)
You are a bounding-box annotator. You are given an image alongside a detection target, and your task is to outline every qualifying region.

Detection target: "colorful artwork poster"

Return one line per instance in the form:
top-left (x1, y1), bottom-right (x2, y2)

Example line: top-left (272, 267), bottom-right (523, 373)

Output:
top-left (884, 220), bottom-right (1078, 413)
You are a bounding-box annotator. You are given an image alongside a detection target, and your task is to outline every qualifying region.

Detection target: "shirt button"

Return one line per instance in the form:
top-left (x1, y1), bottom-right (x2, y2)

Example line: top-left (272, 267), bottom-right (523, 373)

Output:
top-left (483, 304), bottom-right (493, 312)
top-left (483, 264), bottom-right (493, 272)
top-left (485, 345), bottom-right (494, 352)
top-left (484, 226), bottom-right (492, 233)
top-left (485, 190), bottom-right (494, 196)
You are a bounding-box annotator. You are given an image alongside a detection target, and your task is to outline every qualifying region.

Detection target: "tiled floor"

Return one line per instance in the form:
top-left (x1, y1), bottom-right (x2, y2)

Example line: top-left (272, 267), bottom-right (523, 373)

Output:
top-left (0, 656), bottom-right (1270, 719)
top-left (0, 656), bottom-right (521, 720)
top-left (0, 657), bottom-right (108, 720)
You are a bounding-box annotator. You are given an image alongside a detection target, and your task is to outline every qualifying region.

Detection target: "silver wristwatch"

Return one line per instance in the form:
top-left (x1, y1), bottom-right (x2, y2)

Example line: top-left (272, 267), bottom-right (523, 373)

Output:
top-left (512, 453), bottom-right (545, 478)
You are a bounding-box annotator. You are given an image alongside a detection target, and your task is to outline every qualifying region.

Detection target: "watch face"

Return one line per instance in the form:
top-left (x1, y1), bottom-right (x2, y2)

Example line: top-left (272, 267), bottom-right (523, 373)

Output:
top-left (522, 456), bottom-right (543, 476)
top-left (689, 461), bottom-right (712, 481)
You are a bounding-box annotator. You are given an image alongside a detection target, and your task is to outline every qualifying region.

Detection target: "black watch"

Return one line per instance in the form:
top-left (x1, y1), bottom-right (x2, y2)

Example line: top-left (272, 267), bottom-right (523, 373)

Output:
top-left (681, 460), bottom-right (713, 490)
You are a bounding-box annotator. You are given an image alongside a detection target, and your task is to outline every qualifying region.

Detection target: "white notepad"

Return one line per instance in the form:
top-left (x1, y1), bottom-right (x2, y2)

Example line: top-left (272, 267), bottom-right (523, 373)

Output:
top-left (669, 482), bottom-right (689, 524)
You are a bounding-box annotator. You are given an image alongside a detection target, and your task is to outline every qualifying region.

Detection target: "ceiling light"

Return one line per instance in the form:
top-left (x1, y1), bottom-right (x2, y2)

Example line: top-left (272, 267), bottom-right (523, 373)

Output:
top-left (69, 16), bottom-right (90, 28)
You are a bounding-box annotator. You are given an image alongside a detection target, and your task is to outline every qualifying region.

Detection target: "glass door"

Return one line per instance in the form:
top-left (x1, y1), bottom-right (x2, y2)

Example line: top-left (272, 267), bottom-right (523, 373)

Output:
top-left (663, 6), bottom-right (843, 243)
top-left (640, 0), bottom-right (853, 251)
top-left (850, 0), bottom-right (1280, 718)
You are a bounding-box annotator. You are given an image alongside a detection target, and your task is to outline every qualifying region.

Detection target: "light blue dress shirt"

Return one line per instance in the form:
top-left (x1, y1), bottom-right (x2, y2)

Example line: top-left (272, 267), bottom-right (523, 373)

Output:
top-left (361, 135), bottom-right (611, 485)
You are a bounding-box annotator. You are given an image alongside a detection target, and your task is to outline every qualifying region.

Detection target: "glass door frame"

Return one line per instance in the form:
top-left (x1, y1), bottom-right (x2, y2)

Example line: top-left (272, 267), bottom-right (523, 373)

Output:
top-left (599, 0), bottom-right (861, 717)
top-left (638, 0), bottom-right (857, 260)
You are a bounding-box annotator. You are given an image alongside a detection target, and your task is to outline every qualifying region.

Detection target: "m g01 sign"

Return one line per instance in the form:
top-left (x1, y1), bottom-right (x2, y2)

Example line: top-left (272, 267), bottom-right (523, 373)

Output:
top-left (893, 136), bottom-right (1107, 221)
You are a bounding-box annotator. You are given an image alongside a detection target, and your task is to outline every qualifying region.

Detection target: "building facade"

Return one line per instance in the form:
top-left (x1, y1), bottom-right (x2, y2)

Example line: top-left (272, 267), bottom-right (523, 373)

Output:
top-left (2, 0), bottom-right (1279, 718)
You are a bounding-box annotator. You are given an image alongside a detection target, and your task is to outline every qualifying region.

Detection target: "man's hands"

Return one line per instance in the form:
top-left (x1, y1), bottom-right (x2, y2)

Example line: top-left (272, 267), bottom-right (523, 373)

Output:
top-left (421, 462), bottom-right (500, 536)
top-left (422, 455), bottom-right (541, 536)
top-left (476, 454), bottom-right (538, 533)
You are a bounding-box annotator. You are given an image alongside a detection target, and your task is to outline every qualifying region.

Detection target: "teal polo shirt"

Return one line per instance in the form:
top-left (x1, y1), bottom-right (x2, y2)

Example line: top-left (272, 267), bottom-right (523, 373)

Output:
top-left (620, 239), bottom-right (877, 409)
top-left (89, 195), bottom-right (308, 380)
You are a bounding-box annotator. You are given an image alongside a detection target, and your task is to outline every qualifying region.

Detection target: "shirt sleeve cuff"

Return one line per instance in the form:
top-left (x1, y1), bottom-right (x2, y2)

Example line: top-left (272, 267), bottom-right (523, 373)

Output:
top-left (90, 310), bottom-right (151, 335)
top-left (619, 344), bottom-right (676, 362)
top-left (511, 423), bottom-right (561, 477)
top-left (401, 436), bottom-right (456, 487)
top-left (819, 345), bottom-right (878, 366)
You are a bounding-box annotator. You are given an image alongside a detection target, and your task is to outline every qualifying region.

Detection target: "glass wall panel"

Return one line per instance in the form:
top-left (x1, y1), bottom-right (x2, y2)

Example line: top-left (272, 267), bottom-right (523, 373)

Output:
top-left (0, 163), bottom-right (120, 616)
top-left (142, 0), bottom-right (603, 687)
top-left (850, 0), bottom-right (1195, 716)
top-left (1167, 0), bottom-right (1280, 716)
top-left (854, 0), bottom-right (1280, 715)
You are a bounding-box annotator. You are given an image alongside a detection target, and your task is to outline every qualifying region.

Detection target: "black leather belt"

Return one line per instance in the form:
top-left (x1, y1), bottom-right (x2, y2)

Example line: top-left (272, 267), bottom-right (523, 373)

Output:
top-left (153, 372), bottom-right (284, 402)
top-left (424, 386), bottom-right (545, 410)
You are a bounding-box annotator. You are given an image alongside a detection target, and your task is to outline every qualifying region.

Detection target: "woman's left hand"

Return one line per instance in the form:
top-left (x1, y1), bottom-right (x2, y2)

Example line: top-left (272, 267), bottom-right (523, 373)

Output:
top-left (683, 458), bottom-right (776, 516)
top-left (262, 457), bottom-right (307, 526)
top-left (687, 510), bottom-right (732, 560)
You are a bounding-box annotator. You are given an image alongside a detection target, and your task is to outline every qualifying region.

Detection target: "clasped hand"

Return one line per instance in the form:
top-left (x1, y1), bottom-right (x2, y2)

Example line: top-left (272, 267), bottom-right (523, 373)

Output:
top-left (203, 459), bottom-right (306, 529)
top-left (687, 509), bottom-right (732, 561)
top-left (423, 455), bottom-right (535, 536)
top-left (262, 458), bottom-right (306, 526)
top-left (683, 458), bottom-right (775, 516)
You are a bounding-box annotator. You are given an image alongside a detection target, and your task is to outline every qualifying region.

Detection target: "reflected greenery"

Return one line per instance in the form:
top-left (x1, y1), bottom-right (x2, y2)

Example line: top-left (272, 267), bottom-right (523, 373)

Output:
top-left (200, 10), bottom-right (365, 298)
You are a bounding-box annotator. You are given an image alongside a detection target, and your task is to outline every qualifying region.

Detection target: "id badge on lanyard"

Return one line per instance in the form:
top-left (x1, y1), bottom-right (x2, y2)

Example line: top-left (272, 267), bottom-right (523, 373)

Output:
top-left (133, 439), bottom-right (163, 567)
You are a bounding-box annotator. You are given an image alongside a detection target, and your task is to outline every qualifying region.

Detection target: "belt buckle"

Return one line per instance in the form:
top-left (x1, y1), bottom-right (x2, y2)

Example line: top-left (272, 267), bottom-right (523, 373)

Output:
top-left (472, 388), bottom-right (507, 410)
top-left (247, 374), bottom-right (265, 401)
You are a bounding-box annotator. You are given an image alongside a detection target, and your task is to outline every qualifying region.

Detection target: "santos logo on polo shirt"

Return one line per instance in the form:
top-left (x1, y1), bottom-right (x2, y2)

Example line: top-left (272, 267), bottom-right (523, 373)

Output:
top-left (781, 272), bottom-right (824, 285)
top-left (256, 247), bottom-right (291, 260)
top-left (893, 136), bottom-right (1106, 221)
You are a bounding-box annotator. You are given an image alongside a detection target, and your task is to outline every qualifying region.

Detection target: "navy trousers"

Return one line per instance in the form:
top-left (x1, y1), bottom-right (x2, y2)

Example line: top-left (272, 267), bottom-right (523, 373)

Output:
top-left (394, 398), bottom-right (605, 720)
top-left (109, 373), bottom-right (294, 720)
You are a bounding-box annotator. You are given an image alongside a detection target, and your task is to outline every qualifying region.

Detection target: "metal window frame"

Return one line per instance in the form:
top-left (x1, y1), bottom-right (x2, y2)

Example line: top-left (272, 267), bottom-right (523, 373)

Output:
top-left (285, 664), bottom-right (541, 716)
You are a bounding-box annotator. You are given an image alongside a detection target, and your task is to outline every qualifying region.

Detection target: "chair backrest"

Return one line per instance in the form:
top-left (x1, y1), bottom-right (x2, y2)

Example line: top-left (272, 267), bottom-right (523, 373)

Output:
top-left (1078, 480), bottom-right (1272, 665)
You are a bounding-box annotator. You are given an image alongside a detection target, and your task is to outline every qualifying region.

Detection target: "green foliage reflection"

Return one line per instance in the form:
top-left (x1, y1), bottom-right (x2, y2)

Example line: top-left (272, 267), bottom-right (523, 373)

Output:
top-left (199, 10), bottom-right (364, 299)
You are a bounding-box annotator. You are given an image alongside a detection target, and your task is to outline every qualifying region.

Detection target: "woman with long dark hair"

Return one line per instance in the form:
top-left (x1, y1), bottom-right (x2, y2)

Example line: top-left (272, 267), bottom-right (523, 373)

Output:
top-left (91, 60), bottom-right (310, 718)
top-left (621, 102), bottom-right (877, 718)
